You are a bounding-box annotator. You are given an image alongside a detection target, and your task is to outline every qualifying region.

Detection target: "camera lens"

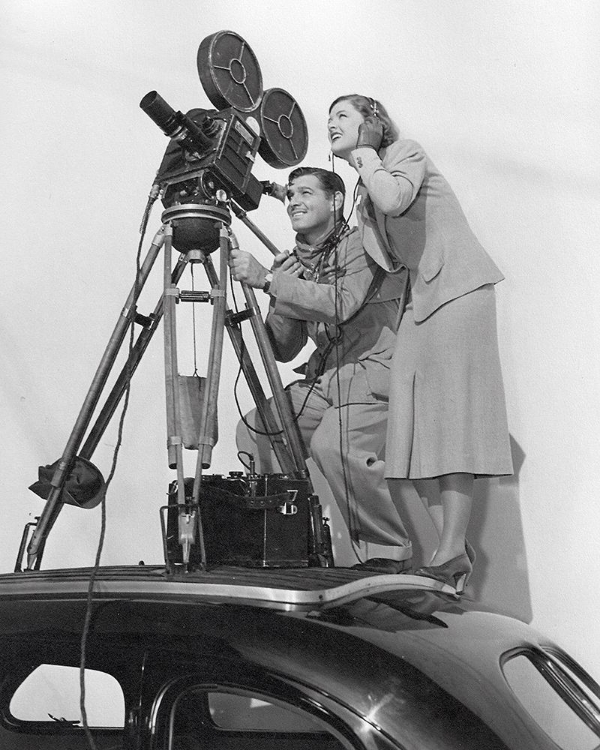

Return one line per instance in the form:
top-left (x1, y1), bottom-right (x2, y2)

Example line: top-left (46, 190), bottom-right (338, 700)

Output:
top-left (140, 91), bottom-right (179, 136)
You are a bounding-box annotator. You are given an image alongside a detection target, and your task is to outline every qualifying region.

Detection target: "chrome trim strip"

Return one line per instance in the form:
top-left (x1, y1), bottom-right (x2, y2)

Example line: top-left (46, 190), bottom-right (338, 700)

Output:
top-left (0, 574), bottom-right (453, 611)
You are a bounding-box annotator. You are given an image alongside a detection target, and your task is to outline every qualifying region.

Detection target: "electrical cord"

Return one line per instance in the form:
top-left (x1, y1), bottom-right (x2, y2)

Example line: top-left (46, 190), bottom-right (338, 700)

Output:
top-left (227, 249), bottom-right (327, 438)
top-left (79, 190), bottom-right (153, 749)
top-left (323, 160), bottom-right (366, 555)
top-left (229, 265), bottom-right (286, 440)
top-left (330, 215), bottom-right (362, 559)
top-left (282, 224), bottom-right (352, 424)
top-left (328, 171), bottom-right (369, 560)
top-left (228, 180), bottom-right (364, 561)
top-left (80, 339), bottom-right (133, 750)
top-left (237, 450), bottom-right (254, 473)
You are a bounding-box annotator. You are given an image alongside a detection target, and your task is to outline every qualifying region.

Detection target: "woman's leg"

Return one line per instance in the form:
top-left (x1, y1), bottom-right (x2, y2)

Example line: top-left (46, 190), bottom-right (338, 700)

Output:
top-left (429, 472), bottom-right (474, 566)
top-left (412, 478), bottom-right (443, 543)
top-left (390, 473), bottom-right (474, 565)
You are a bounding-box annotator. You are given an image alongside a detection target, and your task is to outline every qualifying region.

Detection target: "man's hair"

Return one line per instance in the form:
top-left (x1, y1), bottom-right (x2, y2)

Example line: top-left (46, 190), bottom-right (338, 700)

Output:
top-left (287, 167), bottom-right (346, 200)
top-left (328, 94), bottom-right (399, 148)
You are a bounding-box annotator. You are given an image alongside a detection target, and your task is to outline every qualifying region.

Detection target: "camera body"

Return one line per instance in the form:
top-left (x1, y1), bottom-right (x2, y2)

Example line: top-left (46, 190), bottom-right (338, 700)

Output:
top-left (155, 107), bottom-right (263, 212)
top-left (141, 30), bottom-right (308, 236)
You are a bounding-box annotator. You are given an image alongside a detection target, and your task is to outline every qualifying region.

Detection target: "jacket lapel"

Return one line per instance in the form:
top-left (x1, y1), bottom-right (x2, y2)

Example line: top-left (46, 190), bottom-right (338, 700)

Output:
top-left (358, 188), bottom-right (396, 272)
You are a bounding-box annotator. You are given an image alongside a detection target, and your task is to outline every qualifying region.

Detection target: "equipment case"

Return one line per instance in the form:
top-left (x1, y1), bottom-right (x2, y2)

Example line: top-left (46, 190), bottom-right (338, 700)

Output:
top-left (166, 473), bottom-right (331, 568)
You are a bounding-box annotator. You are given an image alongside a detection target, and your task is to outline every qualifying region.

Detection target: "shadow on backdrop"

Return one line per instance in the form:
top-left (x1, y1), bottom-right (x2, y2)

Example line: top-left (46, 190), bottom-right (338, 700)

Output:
top-left (466, 436), bottom-right (530, 622)
top-left (311, 436), bottom-right (531, 624)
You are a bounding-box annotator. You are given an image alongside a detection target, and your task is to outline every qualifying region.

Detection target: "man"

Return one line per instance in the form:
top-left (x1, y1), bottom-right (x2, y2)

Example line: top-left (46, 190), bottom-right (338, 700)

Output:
top-left (229, 167), bottom-right (411, 573)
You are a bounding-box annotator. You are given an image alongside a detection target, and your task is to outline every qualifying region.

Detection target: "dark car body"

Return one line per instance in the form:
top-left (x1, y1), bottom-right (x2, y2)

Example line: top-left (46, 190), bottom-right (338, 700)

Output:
top-left (0, 565), bottom-right (598, 750)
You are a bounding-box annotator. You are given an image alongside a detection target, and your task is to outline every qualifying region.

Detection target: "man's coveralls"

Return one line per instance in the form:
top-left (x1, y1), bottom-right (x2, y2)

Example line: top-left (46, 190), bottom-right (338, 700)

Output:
top-left (236, 227), bottom-right (411, 559)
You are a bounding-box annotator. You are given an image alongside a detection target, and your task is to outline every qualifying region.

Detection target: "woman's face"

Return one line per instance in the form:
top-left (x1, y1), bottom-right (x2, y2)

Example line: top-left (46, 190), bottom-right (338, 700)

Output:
top-left (328, 100), bottom-right (366, 161)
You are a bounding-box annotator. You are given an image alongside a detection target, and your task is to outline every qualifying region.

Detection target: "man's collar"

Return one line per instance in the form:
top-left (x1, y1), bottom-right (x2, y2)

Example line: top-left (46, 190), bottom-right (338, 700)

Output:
top-left (294, 224), bottom-right (351, 261)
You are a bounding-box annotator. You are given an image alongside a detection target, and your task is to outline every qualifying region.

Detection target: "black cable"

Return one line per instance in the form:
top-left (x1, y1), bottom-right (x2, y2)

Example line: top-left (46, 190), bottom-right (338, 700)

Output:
top-left (289, 346), bottom-right (331, 423)
top-left (229, 265), bottom-right (285, 440)
top-left (233, 362), bottom-right (284, 438)
top-left (237, 450), bottom-right (254, 473)
top-left (80, 332), bottom-right (133, 750)
top-left (79, 194), bottom-right (151, 749)
top-left (286, 227), bottom-right (349, 424)
top-left (331, 227), bottom-right (362, 559)
top-left (229, 222), bottom-right (356, 435)
top-left (325, 170), bottom-right (364, 558)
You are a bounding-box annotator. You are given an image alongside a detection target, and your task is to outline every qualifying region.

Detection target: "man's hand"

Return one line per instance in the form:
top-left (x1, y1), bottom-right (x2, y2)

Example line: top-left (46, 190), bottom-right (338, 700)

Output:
top-left (229, 247), bottom-right (270, 288)
top-left (260, 181), bottom-right (287, 203)
top-left (272, 251), bottom-right (303, 278)
top-left (356, 116), bottom-right (384, 151)
top-left (318, 262), bottom-right (345, 284)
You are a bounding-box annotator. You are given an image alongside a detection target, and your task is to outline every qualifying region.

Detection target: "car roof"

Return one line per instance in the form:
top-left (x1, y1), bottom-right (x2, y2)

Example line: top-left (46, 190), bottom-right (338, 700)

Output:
top-left (0, 563), bottom-right (545, 679)
top-left (0, 564), bottom-right (457, 609)
top-left (0, 564), bottom-right (590, 750)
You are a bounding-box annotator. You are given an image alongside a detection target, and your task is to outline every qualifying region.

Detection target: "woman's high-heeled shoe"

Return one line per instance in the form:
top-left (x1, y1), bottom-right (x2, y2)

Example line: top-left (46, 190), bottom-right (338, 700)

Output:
top-left (416, 552), bottom-right (473, 595)
top-left (430, 540), bottom-right (476, 565)
top-left (465, 540), bottom-right (476, 566)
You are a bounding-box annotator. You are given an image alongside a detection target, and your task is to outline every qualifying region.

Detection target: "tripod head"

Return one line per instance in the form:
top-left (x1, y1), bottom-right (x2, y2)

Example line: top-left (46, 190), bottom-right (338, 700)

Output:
top-left (140, 30), bottom-right (309, 253)
top-left (160, 202), bottom-right (231, 255)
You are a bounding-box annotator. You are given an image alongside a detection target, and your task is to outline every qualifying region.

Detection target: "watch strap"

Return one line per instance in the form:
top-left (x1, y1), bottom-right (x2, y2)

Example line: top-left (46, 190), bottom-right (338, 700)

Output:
top-left (263, 272), bottom-right (273, 294)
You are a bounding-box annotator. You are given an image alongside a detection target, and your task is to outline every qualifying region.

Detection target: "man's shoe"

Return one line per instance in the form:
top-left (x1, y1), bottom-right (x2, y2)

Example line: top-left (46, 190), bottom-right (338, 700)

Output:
top-left (351, 557), bottom-right (412, 575)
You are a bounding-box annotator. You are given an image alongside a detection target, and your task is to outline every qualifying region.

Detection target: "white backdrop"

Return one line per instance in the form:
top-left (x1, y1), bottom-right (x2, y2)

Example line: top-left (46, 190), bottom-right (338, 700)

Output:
top-left (2, 0), bottom-right (600, 678)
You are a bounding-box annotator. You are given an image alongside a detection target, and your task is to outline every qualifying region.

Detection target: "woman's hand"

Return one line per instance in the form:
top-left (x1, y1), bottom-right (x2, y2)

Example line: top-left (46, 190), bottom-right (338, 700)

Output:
top-left (356, 116), bottom-right (384, 151)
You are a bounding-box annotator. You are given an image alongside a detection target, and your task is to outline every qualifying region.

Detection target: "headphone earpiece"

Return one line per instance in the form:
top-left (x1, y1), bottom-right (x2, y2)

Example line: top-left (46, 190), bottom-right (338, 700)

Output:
top-left (368, 97), bottom-right (380, 118)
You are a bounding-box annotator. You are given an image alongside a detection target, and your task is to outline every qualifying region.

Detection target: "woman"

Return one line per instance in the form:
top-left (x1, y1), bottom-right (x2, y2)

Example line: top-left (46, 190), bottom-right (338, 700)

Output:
top-left (328, 94), bottom-right (513, 592)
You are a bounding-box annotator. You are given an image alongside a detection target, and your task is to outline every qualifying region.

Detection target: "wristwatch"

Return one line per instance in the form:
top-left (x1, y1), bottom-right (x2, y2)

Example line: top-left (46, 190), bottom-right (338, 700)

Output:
top-left (262, 272), bottom-right (273, 294)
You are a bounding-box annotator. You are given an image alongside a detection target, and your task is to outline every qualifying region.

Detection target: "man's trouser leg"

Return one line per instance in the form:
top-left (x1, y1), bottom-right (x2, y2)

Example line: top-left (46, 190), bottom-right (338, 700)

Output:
top-left (236, 375), bottom-right (411, 558)
top-left (235, 380), bottom-right (328, 473)
top-left (308, 391), bottom-right (411, 558)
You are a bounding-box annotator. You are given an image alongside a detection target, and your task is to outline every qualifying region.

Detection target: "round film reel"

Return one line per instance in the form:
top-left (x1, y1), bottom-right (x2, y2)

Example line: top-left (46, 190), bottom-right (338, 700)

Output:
top-left (197, 30), bottom-right (263, 113)
top-left (258, 88), bottom-right (308, 168)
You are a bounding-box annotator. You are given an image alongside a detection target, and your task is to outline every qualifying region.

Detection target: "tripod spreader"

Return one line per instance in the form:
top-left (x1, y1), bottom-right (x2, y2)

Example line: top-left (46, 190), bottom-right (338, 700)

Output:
top-left (178, 290), bottom-right (211, 303)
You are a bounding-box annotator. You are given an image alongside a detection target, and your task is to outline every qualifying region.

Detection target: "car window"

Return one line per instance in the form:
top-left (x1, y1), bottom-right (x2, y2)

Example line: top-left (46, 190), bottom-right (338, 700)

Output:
top-left (503, 649), bottom-right (600, 749)
top-left (168, 687), bottom-right (354, 750)
top-left (208, 692), bottom-right (333, 731)
top-left (9, 663), bottom-right (125, 728)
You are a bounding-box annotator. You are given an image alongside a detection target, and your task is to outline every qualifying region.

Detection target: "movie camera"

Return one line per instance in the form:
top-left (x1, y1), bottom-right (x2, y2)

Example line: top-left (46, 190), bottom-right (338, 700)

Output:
top-left (19, 31), bottom-right (333, 575)
top-left (139, 30), bottom-right (308, 252)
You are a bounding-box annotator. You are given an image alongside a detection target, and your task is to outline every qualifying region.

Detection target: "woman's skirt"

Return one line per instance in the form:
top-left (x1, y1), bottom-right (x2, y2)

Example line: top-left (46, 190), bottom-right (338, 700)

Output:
top-left (385, 284), bottom-right (513, 479)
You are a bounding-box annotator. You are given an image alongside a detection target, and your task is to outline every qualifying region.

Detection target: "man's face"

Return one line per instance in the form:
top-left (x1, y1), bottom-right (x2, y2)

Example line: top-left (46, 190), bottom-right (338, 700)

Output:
top-left (286, 174), bottom-right (335, 240)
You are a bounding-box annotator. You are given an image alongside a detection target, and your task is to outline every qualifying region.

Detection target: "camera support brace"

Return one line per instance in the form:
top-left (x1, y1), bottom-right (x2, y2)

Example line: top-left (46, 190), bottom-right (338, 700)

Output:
top-left (23, 201), bottom-right (315, 572)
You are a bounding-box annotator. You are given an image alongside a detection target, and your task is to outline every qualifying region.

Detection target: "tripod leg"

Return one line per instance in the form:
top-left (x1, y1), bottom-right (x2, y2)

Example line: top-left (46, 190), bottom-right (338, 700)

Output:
top-left (202, 257), bottom-right (296, 476)
top-left (221, 233), bottom-right (309, 477)
top-left (195, 226), bottom-right (229, 471)
top-left (239, 284), bottom-right (309, 480)
top-left (162, 225), bottom-right (199, 566)
top-left (26, 226), bottom-right (166, 570)
top-left (183, 227), bottom-right (231, 569)
top-left (163, 224), bottom-right (184, 471)
top-left (80, 253), bottom-right (189, 460)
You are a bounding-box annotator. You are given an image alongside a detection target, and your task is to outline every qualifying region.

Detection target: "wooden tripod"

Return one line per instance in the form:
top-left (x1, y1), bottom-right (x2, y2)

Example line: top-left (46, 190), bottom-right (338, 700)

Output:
top-left (23, 201), bottom-right (315, 571)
